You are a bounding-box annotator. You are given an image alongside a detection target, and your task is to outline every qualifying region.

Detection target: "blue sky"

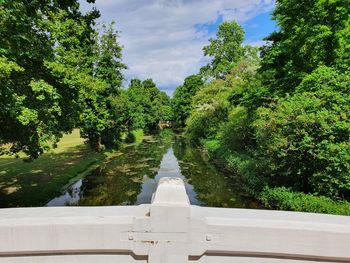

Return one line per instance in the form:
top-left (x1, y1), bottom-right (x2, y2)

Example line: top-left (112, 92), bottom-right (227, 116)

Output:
top-left (80, 0), bottom-right (276, 95)
top-left (244, 11), bottom-right (277, 45)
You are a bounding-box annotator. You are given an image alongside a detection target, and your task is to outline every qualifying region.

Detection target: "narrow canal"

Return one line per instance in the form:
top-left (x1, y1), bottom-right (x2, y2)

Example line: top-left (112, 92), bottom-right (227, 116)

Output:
top-left (47, 130), bottom-right (259, 208)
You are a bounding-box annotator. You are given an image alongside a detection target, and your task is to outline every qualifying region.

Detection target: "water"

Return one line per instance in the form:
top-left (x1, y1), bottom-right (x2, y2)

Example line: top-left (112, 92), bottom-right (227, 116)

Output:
top-left (47, 130), bottom-right (259, 208)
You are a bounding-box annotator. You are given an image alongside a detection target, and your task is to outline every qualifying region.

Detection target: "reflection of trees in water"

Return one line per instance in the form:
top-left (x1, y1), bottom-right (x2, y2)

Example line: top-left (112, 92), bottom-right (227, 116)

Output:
top-left (64, 129), bottom-right (257, 208)
top-left (76, 130), bottom-right (173, 206)
top-left (172, 135), bottom-right (254, 208)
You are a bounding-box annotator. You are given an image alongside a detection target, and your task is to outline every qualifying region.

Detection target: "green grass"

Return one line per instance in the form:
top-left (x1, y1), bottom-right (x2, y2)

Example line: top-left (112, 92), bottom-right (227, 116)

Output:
top-left (260, 187), bottom-right (350, 216)
top-left (0, 130), bottom-right (117, 207)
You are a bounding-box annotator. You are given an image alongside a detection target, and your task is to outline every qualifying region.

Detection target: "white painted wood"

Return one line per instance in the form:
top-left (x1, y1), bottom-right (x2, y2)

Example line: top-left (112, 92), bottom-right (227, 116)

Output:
top-left (0, 177), bottom-right (349, 263)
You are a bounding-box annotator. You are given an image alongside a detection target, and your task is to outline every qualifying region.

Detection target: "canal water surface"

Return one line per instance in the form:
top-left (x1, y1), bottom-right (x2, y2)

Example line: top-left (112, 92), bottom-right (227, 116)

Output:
top-left (47, 130), bottom-right (259, 208)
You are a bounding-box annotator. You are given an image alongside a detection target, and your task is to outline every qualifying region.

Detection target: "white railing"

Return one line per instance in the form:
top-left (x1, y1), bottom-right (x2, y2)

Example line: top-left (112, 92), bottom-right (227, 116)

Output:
top-left (0, 177), bottom-right (350, 263)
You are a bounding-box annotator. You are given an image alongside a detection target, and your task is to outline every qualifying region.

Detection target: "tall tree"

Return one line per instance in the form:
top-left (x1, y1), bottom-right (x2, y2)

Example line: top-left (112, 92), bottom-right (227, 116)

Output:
top-left (260, 0), bottom-right (350, 95)
top-left (0, 0), bottom-right (99, 158)
top-left (95, 22), bottom-right (126, 89)
top-left (200, 21), bottom-right (245, 79)
top-left (79, 22), bottom-right (127, 151)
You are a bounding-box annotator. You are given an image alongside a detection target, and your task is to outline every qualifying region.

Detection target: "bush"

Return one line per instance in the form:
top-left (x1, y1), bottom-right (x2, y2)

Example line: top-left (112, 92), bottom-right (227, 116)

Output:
top-left (260, 187), bottom-right (350, 216)
top-left (202, 139), bottom-right (221, 154)
top-left (185, 80), bottom-right (231, 143)
top-left (223, 151), bottom-right (264, 195)
top-left (254, 67), bottom-right (350, 199)
top-left (125, 129), bottom-right (144, 143)
top-left (218, 106), bottom-right (253, 152)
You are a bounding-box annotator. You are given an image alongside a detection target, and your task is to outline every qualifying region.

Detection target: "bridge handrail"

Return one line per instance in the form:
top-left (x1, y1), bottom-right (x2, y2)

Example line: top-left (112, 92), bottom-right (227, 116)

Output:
top-left (0, 177), bottom-right (350, 262)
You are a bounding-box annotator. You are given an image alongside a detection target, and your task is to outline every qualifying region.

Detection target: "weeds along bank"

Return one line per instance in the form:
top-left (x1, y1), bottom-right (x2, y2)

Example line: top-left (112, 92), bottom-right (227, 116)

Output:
top-left (173, 0), bottom-right (350, 215)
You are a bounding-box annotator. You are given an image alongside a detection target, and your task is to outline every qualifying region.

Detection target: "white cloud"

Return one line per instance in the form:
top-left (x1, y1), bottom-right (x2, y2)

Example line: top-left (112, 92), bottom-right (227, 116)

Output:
top-left (246, 40), bottom-right (267, 47)
top-left (80, 0), bottom-right (274, 94)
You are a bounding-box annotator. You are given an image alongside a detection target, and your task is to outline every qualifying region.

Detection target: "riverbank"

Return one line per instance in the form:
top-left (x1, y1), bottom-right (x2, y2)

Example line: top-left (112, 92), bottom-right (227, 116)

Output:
top-left (44, 129), bottom-right (259, 208)
top-left (0, 130), bottom-right (120, 207)
top-left (201, 138), bottom-right (350, 216)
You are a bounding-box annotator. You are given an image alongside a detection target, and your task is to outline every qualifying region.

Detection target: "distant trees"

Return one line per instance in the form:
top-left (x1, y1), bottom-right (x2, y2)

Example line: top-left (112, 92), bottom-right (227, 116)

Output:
top-left (172, 75), bottom-right (203, 127)
top-left (127, 79), bottom-right (172, 131)
top-left (200, 21), bottom-right (244, 79)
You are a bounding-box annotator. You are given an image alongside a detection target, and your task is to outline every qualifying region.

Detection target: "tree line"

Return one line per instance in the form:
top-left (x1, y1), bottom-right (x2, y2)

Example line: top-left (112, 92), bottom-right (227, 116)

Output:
top-left (0, 0), bottom-right (172, 158)
top-left (173, 0), bottom-right (350, 214)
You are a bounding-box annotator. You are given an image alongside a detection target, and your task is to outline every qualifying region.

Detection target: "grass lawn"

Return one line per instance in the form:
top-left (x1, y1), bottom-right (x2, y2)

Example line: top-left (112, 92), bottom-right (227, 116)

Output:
top-left (0, 130), bottom-right (116, 207)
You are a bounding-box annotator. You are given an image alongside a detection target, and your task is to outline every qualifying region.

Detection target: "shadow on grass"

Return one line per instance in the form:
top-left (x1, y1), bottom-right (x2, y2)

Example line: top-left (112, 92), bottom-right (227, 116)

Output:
top-left (0, 144), bottom-right (106, 208)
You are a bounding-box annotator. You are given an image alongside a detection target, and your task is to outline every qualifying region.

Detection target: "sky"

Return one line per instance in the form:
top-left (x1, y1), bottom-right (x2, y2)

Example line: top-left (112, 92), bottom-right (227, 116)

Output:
top-left (80, 0), bottom-right (277, 95)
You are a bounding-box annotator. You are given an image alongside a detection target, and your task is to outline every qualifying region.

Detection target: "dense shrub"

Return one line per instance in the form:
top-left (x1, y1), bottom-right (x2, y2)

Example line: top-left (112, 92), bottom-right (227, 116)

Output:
top-left (218, 106), bottom-right (252, 152)
top-left (260, 187), bottom-right (350, 216)
top-left (185, 79), bottom-right (231, 143)
top-left (202, 139), bottom-right (221, 154)
top-left (254, 67), bottom-right (350, 199)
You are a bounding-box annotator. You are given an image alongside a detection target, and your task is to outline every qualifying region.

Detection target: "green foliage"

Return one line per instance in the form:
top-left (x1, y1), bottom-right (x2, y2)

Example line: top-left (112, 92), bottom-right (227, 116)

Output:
top-left (186, 51), bottom-right (262, 145)
top-left (185, 4), bottom-right (350, 213)
top-left (202, 139), bottom-right (221, 154)
top-left (201, 21), bottom-right (245, 78)
top-left (260, 0), bottom-right (350, 94)
top-left (79, 21), bottom-right (127, 151)
top-left (254, 67), bottom-right (350, 199)
top-left (126, 79), bottom-right (172, 130)
top-left (0, 0), bottom-right (99, 158)
top-left (95, 22), bottom-right (126, 88)
top-left (218, 106), bottom-right (251, 152)
top-left (125, 129), bottom-right (144, 144)
top-left (260, 187), bottom-right (350, 216)
top-left (172, 75), bottom-right (203, 127)
top-left (186, 79), bottom-right (231, 143)
top-left (201, 138), bottom-right (263, 197)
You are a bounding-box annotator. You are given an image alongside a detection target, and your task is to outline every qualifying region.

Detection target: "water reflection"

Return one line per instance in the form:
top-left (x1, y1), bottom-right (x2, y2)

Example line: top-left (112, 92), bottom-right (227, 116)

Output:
top-left (135, 147), bottom-right (201, 205)
top-left (47, 130), bottom-right (259, 208)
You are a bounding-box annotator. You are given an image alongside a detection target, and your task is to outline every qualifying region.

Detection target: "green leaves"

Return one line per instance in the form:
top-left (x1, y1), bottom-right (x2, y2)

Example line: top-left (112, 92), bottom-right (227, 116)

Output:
top-left (0, 0), bottom-right (103, 158)
top-left (201, 21), bottom-right (245, 79)
top-left (260, 0), bottom-right (350, 94)
top-left (260, 186), bottom-right (350, 215)
top-left (172, 75), bottom-right (203, 127)
top-left (184, 4), bottom-right (350, 208)
top-left (254, 68), bottom-right (350, 198)
top-left (126, 78), bottom-right (172, 131)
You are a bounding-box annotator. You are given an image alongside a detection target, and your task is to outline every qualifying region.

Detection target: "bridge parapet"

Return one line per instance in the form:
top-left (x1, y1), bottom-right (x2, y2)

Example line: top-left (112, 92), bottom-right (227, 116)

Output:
top-left (1, 177), bottom-right (350, 262)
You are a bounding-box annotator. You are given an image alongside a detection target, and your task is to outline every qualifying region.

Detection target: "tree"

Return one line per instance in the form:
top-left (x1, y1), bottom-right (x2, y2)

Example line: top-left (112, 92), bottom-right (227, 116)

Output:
top-left (126, 78), bottom-right (171, 131)
top-left (185, 79), bottom-right (228, 142)
top-left (260, 0), bottom-right (350, 95)
top-left (126, 79), bottom-right (148, 129)
top-left (254, 67), bottom-right (350, 199)
top-left (95, 22), bottom-right (126, 90)
top-left (200, 21), bottom-right (245, 79)
top-left (0, 0), bottom-right (99, 158)
top-left (79, 21), bottom-right (127, 150)
top-left (172, 75), bottom-right (203, 127)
